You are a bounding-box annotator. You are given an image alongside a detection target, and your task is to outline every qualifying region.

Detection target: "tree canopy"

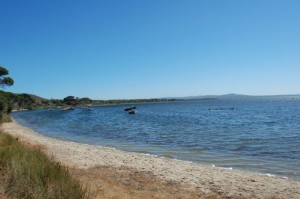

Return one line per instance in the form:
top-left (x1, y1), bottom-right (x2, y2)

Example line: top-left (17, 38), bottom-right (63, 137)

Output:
top-left (63, 96), bottom-right (79, 106)
top-left (0, 66), bottom-right (14, 87)
top-left (0, 66), bottom-right (14, 122)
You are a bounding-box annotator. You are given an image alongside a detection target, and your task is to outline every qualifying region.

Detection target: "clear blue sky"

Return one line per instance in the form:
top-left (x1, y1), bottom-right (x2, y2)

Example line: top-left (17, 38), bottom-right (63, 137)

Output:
top-left (1, 0), bottom-right (299, 99)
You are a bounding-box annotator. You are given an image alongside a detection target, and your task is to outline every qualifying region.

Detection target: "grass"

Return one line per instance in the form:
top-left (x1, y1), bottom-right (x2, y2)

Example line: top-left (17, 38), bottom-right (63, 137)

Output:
top-left (0, 132), bottom-right (89, 199)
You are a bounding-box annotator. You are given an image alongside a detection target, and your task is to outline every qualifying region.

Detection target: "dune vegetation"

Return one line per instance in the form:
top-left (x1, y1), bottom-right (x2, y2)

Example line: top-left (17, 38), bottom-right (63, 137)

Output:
top-left (0, 132), bottom-right (89, 199)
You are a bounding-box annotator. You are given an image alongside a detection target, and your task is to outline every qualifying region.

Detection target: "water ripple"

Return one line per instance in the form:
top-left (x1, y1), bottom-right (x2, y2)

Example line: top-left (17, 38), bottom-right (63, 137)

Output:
top-left (11, 99), bottom-right (300, 179)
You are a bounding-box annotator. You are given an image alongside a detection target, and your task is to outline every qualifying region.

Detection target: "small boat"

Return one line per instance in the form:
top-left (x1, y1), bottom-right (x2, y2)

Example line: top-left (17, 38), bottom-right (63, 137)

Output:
top-left (61, 107), bottom-right (74, 111)
top-left (208, 107), bottom-right (234, 111)
top-left (128, 109), bottom-right (136, 114)
top-left (124, 106), bottom-right (136, 111)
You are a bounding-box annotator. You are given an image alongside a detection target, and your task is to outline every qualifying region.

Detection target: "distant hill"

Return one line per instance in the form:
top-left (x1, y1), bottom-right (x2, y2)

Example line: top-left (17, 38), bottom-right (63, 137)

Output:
top-left (167, 94), bottom-right (250, 100)
top-left (0, 91), bottom-right (49, 111)
top-left (168, 94), bottom-right (300, 100)
top-left (29, 94), bottom-right (48, 103)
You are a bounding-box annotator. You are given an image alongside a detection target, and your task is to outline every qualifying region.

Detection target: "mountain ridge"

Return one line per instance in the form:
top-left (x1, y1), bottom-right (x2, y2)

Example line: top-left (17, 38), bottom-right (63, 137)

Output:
top-left (165, 94), bottom-right (300, 100)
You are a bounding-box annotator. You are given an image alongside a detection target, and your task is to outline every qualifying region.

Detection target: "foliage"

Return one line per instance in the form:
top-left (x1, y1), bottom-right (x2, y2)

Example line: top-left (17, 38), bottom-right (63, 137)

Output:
top-left (0, 91), bottom-right (34, 109)
top-left (79, 97), bottom-right (92, 104)
top-left (0, 90), bottom-right (179, 122)
top-left (0, 66), bottom-right (14, 87)
top-left (0, 91), bottom-right (45, 122)
top-left (63, 96), bottom-right (79, 106)
top-left (0, 96), bottom-right (11, 122)
top-left (0, 66), bottom-right (14, 122)
top-left (0, 132), bottom-right (89, 199)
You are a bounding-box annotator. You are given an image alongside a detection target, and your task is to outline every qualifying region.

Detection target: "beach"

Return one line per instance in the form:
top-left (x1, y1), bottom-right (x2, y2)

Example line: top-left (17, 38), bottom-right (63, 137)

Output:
top-left (1, 121), bottom-right (300, 199)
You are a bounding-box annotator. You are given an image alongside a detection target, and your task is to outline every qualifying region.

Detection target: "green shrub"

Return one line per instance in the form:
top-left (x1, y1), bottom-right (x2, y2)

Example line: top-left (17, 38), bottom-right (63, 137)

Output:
top-left (0, 132), bottom-right (89, 199)
top-left (0, 96), bottom-right (9, 123)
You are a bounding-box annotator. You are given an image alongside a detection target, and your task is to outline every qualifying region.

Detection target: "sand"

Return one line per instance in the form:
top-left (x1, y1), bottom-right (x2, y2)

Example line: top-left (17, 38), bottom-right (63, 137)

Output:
top-left (1, 121), bottom-right (300, 199)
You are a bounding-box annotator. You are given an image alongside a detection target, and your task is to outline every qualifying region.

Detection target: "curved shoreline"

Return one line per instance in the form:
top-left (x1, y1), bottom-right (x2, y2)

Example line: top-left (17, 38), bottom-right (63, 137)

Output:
top-left (1, 121), bottom-right (300, 198)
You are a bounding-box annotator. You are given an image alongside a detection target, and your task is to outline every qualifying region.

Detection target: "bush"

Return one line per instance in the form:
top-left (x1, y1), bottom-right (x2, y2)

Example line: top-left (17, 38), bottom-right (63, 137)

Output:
top-left (0, 132), bottom-right (89, 199)
top-left (0, 96), bottom-right (10, 123)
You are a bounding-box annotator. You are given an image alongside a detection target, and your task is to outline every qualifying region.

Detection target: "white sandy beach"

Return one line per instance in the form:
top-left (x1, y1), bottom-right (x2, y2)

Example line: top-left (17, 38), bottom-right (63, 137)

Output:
top-left (1, 121), bottom-right (300, 199)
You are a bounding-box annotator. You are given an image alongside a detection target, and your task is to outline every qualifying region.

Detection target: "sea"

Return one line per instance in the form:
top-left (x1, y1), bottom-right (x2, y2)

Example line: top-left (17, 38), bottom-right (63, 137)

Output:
top-left (11, 97), bottom-right (300, 179)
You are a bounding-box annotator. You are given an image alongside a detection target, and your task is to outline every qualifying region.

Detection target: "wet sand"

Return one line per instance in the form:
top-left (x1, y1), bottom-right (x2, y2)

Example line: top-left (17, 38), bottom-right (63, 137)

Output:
top-left (1, 121), bottom-right (300, 199)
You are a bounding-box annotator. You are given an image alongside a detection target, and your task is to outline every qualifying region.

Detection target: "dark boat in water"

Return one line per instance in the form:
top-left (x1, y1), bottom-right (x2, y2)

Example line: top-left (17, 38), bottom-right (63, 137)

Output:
top-left (208, 107), bottom-right (234, 111)
top-left (128, 109), bottom-right (137, 114)
top-left (61, 107), bottom-right (74, 111)
top-left (124, 106), bottom-right (136, 111)
top-left (124, 106), bottom-right (137, 114)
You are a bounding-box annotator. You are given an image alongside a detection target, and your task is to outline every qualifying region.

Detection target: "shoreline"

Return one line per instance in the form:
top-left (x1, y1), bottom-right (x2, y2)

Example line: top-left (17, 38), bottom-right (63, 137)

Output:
top-left (8, 117), bottom-right (297, 181)
top-left (1, 121), bottom-right (300, 198)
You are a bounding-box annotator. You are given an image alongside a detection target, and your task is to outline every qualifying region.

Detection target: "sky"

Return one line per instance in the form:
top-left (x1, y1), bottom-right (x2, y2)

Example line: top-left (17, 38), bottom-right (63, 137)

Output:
top-left (0, 0), bottom-right (299, 100)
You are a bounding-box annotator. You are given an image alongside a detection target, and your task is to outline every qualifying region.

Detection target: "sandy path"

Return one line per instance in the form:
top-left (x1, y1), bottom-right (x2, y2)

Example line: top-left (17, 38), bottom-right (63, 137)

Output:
top-left (1, 121), bottom-right (300, 199)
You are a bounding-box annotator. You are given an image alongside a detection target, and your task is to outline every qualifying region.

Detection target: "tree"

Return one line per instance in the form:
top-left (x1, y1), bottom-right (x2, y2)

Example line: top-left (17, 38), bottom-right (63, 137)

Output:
top-left (79, 97), bottom-right (92, 104)
top-left (0, 66), bottom-right (14, 122)
top-left (63, 96), bottom-right (79, 106)
top-left (0, 66), bottom-right (14, 87)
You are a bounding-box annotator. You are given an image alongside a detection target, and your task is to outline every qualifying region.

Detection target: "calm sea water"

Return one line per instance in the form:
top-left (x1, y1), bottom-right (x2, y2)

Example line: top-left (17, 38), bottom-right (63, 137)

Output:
top-left (11, 98), bottom-right (300, 179)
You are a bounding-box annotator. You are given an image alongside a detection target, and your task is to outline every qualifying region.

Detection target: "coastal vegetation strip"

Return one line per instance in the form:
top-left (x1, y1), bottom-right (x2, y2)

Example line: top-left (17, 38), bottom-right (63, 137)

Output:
top-left (0, 90), bottom-right (180, 112)
top-left (0, 89), bottom-right (216, 122)
top-left (0, 131), bottom-right (89, 199)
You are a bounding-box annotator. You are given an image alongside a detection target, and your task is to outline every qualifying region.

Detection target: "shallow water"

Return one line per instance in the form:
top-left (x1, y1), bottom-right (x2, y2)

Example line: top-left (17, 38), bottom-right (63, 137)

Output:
top-left (11, 98), bottom-right (300, 179)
